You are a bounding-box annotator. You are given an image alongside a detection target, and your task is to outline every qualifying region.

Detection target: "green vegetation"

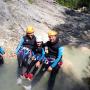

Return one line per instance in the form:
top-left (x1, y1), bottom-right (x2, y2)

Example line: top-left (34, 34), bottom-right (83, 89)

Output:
top-left (56, 0), bottom-right (90, 9)
top-left (28, 0), bottom-right (32, 3)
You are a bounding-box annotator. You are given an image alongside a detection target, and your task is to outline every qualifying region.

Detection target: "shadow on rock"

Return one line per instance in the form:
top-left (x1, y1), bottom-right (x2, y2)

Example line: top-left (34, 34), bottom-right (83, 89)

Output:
top-left (53, 9), bottom-right (90, 47)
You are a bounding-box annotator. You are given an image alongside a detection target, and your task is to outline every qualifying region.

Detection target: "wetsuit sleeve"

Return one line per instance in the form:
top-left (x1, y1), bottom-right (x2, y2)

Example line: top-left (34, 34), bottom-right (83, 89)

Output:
top-left (39, 48), bottom-right (45, 61)
top-left (51, 47), bottom-right (64, 68)
top-left (32, 51), bottom-right (35, 56)
top-left (0, 47), bottom-right (5, 55)
top-left (15, 37), bottom-right (24, 54)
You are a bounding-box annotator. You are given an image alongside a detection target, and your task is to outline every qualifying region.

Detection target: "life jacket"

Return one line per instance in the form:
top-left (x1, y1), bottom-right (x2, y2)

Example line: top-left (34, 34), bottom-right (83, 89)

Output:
top-left (45, 38), bottom-right (61, 58)
top-left (34, 46), bottom-right (43, 55)
top-left (18, 47), bottom-right (32, 60)
top-left (22, 35), bottom-right (36, 50)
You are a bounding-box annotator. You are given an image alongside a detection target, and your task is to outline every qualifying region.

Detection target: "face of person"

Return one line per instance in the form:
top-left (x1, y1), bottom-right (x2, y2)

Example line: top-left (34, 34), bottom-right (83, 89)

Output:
top-left (37, 42), bottom-right (42, 47)
top-left (48, 35), bottom-right (57, 43)
top-left (27, 32), bottom-right (34, 38)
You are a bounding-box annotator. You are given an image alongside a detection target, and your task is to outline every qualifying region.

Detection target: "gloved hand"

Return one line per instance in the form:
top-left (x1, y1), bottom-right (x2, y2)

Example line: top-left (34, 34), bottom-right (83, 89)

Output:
top-left (31, 56), bottom-right (35, 61)
top-left (36, 61), bottom-right (40, 67)
top-left (48, 66), bottom-right (52, 72)
top-left (58, 62), bottom-right (63, 67)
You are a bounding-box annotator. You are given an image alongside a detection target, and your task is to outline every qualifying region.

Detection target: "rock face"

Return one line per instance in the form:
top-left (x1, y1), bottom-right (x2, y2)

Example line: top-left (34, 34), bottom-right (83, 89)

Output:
top-left (54, 9), bottom-right (90, 46)
top-left (0, 0), bottom-right (90, 90)
top-left (0, 0), bottom-right (90, 50)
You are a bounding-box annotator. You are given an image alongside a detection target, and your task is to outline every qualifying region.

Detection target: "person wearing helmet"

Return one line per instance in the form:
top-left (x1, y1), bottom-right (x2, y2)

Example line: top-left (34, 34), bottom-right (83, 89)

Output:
top-left (43, 30), bottom-right (64, 70)
top-left (0, 47), bottom-right (5, 65)
top-left (23, 30), bottom-right (64, 90)
top-left (16, 26), bottom-right (36, 85)
top-left (23, 36), bottom-right (45, 80)
top-left (42, 30), bottom-right (64, 90)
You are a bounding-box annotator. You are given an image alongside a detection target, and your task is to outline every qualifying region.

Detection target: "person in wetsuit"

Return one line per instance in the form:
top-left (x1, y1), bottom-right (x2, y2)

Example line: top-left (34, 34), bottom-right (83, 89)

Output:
top-left (0, 47), bottom-right (5, 65)
top-left (16, 26), bottom-right (36, 85)
top-left (24, 30), bottom-right (64, 90)
top-left (22, 36), bottom-right (45, 80)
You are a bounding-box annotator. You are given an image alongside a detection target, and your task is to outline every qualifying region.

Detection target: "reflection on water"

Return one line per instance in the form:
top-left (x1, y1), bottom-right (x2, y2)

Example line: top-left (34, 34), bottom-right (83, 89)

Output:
top-left (0, 46), bottom-right (90, 90)
top-left (0, 62), bottom-right (22, 90)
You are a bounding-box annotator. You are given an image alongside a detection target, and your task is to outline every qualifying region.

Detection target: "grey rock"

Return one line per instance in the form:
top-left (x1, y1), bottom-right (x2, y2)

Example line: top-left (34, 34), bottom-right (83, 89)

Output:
top-left (0, 0), bottom-right (90, 49)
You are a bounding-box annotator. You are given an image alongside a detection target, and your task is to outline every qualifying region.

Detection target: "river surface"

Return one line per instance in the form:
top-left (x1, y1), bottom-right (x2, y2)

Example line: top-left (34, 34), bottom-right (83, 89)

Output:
top-left (0, 46), bottom-right (90, 90)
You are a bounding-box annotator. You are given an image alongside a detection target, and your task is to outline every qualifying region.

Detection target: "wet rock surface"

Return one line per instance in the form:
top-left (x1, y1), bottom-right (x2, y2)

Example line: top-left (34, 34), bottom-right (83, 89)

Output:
top-left (0, 0), bottom-right (90, 49)
top-left (0, 0), bottom-right (90, 90)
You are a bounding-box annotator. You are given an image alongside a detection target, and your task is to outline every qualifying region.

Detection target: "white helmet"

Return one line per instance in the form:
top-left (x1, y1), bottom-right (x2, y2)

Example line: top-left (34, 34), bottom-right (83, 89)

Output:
top-left (36, 36), bottom-right (43, 42)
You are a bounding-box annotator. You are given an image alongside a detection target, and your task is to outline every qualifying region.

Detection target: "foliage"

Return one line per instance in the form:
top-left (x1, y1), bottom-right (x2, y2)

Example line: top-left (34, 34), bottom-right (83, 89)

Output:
top-left (56, 0), bottom-right (90, 9)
